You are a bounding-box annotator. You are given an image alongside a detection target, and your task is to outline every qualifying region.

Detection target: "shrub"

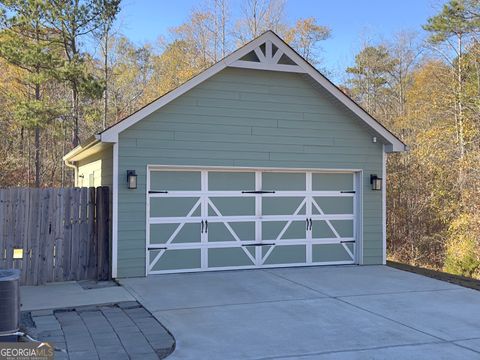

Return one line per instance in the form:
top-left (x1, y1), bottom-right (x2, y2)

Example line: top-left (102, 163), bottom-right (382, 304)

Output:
top-left (443, 213), bottom-right (480, 279)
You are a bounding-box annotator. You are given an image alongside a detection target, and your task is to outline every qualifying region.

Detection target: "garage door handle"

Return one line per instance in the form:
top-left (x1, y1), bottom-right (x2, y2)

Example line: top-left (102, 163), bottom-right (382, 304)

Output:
top-left (242, 243), bottom-right (275, 247)
top-left (200, 220), bottom-right (208, 233)
top-left (306, 218), bottom-right (312, 230)
top-left (201, 220), bottom-right (204, 233)
top-left (241, 190), bottom-right (276, 194)
top-left (149, 190), bottom-right (168, 194)
top-left (340, 191), bottom-right (355, 194)
top-left (340, 240), bottom-right (355, 244)
top-left (148, 246), bottom-right (167, 250)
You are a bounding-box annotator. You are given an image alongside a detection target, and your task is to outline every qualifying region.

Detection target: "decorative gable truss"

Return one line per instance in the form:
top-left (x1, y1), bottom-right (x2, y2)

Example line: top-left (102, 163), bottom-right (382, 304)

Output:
top-left (229, 40), bottom-right (306, 73)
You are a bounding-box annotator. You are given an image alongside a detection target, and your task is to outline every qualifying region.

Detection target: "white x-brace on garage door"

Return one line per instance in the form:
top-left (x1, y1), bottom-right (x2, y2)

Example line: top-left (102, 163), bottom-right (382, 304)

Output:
top-left (146, 167), bottom-right (361, 274)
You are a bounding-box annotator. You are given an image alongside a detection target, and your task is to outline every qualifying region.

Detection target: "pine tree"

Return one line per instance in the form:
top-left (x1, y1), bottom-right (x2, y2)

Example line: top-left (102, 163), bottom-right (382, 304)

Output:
top-left (46, 0), bottom-right (120, 146)
top-left (0, 0), bottom-right (64, 187)
top-left (423, 0), bottom-right (480, 160)
top-left (346, 46), bottom-right (398, 116)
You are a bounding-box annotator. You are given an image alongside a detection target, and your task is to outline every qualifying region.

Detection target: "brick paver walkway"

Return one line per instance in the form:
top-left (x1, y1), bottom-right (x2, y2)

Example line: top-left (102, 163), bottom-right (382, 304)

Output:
top-left (25, 302), bottom-right (175, 360)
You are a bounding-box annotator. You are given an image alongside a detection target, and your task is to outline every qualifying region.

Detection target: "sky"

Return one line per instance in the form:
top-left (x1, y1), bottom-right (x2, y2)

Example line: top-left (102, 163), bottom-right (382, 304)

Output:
top-left (117, 0), bottom-right (445, 82)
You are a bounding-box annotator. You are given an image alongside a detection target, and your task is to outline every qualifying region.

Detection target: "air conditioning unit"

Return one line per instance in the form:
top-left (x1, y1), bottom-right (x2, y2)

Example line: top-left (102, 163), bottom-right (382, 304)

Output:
top-left (0, 269), bottom-right (21, 340)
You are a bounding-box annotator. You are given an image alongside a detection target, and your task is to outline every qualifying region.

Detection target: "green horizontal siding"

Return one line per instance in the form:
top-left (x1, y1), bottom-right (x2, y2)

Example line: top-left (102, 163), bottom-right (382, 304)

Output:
top-left (116, 67), bottom-right (383, 277)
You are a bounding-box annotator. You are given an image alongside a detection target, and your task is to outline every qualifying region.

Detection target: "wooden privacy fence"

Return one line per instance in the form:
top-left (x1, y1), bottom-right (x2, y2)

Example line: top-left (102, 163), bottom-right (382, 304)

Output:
top-left (0, 187), bottom-right (110, 285)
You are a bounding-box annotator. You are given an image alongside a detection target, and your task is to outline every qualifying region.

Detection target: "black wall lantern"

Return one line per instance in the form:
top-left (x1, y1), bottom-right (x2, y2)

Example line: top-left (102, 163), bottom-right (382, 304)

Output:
top-left (370, 174), bottom-right (382, 191)
top-left (127, 170), bottom-right (137, 189)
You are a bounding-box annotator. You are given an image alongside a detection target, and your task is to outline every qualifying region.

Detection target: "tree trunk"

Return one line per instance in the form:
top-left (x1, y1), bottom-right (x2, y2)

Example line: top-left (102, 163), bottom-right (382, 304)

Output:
top-left (72, 83), bottom-right (80, 147)
top-left (34, 20), bottom-right (41, 187)
top-left (103, 26), bottom-right (109, 130)
top-left (34, 84), bottom-right (41, 188)
top-left (34, 126), bottom-right (40, 187)
top-left (61, 121), bottom-right (66, 187)
top-left (456, 35), bottom-right (465, 160)
top-left (27, 130), bottom-right (31, 186)
top-left (221, 0), bottom-right (226, 58)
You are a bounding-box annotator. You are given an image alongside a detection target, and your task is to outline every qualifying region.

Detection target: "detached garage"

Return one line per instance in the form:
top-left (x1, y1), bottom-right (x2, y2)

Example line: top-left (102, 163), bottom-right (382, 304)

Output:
top-left (64, 31), bottom-right (406, 278)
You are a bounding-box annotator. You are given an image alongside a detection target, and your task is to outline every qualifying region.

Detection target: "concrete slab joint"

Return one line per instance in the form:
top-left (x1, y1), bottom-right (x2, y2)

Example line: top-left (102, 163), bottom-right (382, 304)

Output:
top-left (119, 265), bottom-right (480, 360)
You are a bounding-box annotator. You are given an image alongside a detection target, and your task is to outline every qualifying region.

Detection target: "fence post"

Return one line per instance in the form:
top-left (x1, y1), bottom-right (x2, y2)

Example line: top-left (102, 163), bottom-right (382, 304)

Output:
top-left (96, 187), bottom-right (110, 280)
top-left (0, 190), bottom-right (4, 269)
top-left (77, 188), bottom-right (88, 279)
top-left (54, 189), bottom-right (65, 282)
top-left (87, 187), bottom-right (97, 279)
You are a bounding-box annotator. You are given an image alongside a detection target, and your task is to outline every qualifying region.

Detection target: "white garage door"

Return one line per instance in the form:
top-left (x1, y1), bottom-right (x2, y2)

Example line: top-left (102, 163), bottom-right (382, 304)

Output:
top-left (146, 167), bottom-right (359, 274)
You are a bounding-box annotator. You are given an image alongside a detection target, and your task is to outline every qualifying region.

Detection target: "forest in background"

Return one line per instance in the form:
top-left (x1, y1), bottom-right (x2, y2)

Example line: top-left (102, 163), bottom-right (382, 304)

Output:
top-left (0, 0), bottom-right (479, 278)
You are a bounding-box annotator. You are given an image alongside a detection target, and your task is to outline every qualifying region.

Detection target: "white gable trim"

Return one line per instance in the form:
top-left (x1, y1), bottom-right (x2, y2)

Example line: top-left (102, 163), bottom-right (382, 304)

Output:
top-left (229, 60), bottom-right (306, 73)
top-left (100, 31), bottom-right (406, 152)
top-left (229, 38), bottom-right (306, 73)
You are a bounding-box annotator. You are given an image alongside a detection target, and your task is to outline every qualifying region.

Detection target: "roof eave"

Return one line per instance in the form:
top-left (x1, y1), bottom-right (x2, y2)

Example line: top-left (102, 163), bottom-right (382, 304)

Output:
top-left (63, 135), bottom-right (101, 162)
top-left (385, 142), bottom-right (408, 153)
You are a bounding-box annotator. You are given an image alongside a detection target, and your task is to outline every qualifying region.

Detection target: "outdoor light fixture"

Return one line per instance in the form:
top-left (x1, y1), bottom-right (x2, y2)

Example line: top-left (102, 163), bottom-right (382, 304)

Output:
top-left (127, 170), bottom-right (137, 189)
top-left (370, 174), bottom-right (382, 191)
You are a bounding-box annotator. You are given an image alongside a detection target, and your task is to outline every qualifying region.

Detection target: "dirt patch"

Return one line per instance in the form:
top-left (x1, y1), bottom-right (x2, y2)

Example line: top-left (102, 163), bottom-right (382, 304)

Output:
top-left (388, 261), bottom-right (480, 291)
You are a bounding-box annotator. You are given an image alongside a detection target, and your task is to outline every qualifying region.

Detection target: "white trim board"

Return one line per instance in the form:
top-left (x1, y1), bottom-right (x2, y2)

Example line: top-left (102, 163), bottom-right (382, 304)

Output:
top-left (382, 144), bottom-right (387, 265)
top-left (97, 31), bottom-right (406, 152)
top-left (111, 143), bottom-right (119, 278)
top-left (148, 261), bottom-right (356, 276)
top-left (147, 164), bottom-right (363, 173)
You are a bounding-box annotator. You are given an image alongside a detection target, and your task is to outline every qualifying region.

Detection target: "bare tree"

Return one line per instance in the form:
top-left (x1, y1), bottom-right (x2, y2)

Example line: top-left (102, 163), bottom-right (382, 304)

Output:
top-left (285, 17), bottom-right (330, 64)
top-left (234, 0), bottom-right (286, 45)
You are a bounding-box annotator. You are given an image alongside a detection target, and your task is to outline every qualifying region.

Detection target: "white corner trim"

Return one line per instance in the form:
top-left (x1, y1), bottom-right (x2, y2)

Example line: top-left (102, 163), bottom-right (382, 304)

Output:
top-left (99, 31), bottom-right (406, 152)
top-left (355, 171), bottom-right (364, 265)
top-left (145, 165), bottom-right (151, 277)
top-left (111, 142), bottom-right (119, 278)
top-left (382, 145), bottom-right (387, 265)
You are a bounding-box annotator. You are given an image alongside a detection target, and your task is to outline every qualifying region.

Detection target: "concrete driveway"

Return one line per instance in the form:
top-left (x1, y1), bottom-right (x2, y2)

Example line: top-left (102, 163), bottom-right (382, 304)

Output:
top-left (120, 266), bottom-right (480, 359)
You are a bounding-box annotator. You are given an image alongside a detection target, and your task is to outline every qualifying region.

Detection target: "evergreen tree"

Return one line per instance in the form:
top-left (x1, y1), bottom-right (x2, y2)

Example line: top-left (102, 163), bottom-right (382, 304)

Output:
top-left (423, 0), bottom-right (480, 160)
top-left (46, 0), bottom-right (120, 146)
top-left (0, 0), bottom-right (64, 187)
top-left (346, 46), bottom-right (397, 116)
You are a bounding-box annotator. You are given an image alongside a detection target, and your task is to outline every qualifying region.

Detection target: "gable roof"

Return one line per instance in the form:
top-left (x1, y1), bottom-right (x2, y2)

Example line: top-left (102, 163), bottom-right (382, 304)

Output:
top-left (66, 31), bottom-right (406, 161)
